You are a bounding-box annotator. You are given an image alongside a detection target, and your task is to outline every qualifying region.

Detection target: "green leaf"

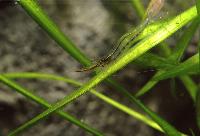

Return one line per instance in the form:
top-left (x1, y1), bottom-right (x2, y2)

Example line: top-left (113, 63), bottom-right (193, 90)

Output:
top-left (169, 18), bottom-right (200, 62)
top-left (17, 0), bottom-right (197, 105)
top-left (195, 0), bottom-right (200, 72)
top-left (90, 90), bottom-right (164, 132)
top-left (10, 6), bottom-right (197, 136)
top-left (18, 0), bottom-right (91, 66)
top-left (153, 53), bottom-right (199, 81)
top-left (130, 0), bottom-right (145, 19)
top-left (134, 53), bottom-right (174, 69)
top-left (179, 76), bottom-right (198, 102)
top-left (3, 72), bottom-right (164, 133)
top-left (135, 18), bottom-right (200, 100)
top-left (135, 61), bottom-right (198, 101)
top-left (195, 0), bottom-right (200, 14)
top-left (135, 18), bottom-right (200, 98)
top-left (135, 71), bottom-right (163, 97)
top-left (0, 75), bottom-right (103, 136)
top-left (5, 72), bottom-right (187, 136)
top-left (17, 0), bottom-right (148, 113)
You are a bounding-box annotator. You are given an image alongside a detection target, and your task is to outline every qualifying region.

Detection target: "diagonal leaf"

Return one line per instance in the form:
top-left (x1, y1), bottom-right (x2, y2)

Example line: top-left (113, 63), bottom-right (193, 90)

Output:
top-left (18, 0), bottom-right (91, 66)
top-left (3, 72), bottom-right (164, 133)
top-left (195, 0), bottom-right (200, 71)
top-left (130, 0), bottom-right (145, 19)
top-left (135, 18), bottom-right (200, 99)
top-left (90, 90), bottom-right (164, 132)
top-left (179, 76), bottom-right (198, 101)
top-left (8, 72), bottom-right (187, 136)
top-left (196, 0), bottom-right (200, 14)
top-left (169, 18), bottom-right (200, 62)
top-left (153, 53), bottom-right (199, 81)
top-left (133, 5), bottom-right (200, 100)
top-left (0, 75), bottom-right (103, 136)
top-left (11, 6), bottom-right (198, 136)
top-left (134, 53), bottom-right (174, 69)
top-left (195, 0), bottom-right (200, 131)
top-left (104, 79), bottom-right (185, 136)
top-left (135, 71), bottom-right (164, 97)
top-left (17, 0), bottom-right (149, 115)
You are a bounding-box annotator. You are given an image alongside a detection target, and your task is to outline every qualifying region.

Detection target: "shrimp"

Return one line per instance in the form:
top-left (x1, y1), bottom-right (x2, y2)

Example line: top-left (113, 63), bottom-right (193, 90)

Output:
top-left (76, 0), bottom-right (165, 72)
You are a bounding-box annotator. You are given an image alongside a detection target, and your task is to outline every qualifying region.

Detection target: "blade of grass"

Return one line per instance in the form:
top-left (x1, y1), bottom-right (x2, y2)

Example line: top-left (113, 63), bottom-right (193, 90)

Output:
top-left (123, 2), bottom-right (199, 103)
top-left (15, 1), bottom-right (171, 133)
top-left (135, 61), bottom-right (198, 100)
top-left (3, 72), bottom-right (164, 133)
top-left (135, 56), bottom-right (198, 101)
top-left (17, 0), bottom-right (139, 122)
top-left (17, 0), bottom-right (183, 113)
top-left (18, 0), bottom-right (91, 66)
top-left (105, 79), bottom-right (186, 136)
top-left (16, 0), bottom-right (152, 116)
top-left (158, 42), bottom-right (172, 57)
top-left (130, 0), bottom-right (171, 58)
top-left (199, 40), bottom-right (200, 70)
top-left (135, 18), bottom-right (200, 99)
top-left (179, 76), bottom-right (198, 101)
top-left (135, 71), bottom-right (164, 97)
top-left (10, 6), bottom-right (197, 136)
top-left (135, 18), bottom-right (200, 97)
top-left (195, 0), bottom-right (200, 70)
top-left (17, 0), bottom-right (196, 105)
top-left (90, 90), bottom-right (163, 132)
top-left (134, 53), bottom-right (174, 69)
top-left (130, 0), bottom-right (145, 19)
top-left (0, 75), bottom-right (103, 136)
top-left (135, 6), bottom-right (199, 100)
top-left (196, 0), bottom-right (200, 14)
top-left (136, 17), bottom-right (200, 98)
top-left (130, 0), bottom-right (172, 98)
top-left (195, 0), bottom-right (200, 128)
top-left (169, 18), bottom-right (200, 62)
top-left (159, 17), bottom-right (200, 101)
top-left (129, 4), bottom-right (199, 98)
top-left (153, 53), bottom-right (199, 81)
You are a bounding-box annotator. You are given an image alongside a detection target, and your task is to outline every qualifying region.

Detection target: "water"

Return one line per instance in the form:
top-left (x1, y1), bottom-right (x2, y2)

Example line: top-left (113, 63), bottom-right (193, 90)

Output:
top-left (76, 0), bottom-right (165, 72)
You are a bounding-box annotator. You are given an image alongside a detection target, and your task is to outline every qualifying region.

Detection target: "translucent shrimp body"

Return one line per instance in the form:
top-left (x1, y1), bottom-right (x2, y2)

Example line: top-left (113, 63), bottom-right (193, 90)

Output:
top-left (77, 0), bottom-right (165, 72)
